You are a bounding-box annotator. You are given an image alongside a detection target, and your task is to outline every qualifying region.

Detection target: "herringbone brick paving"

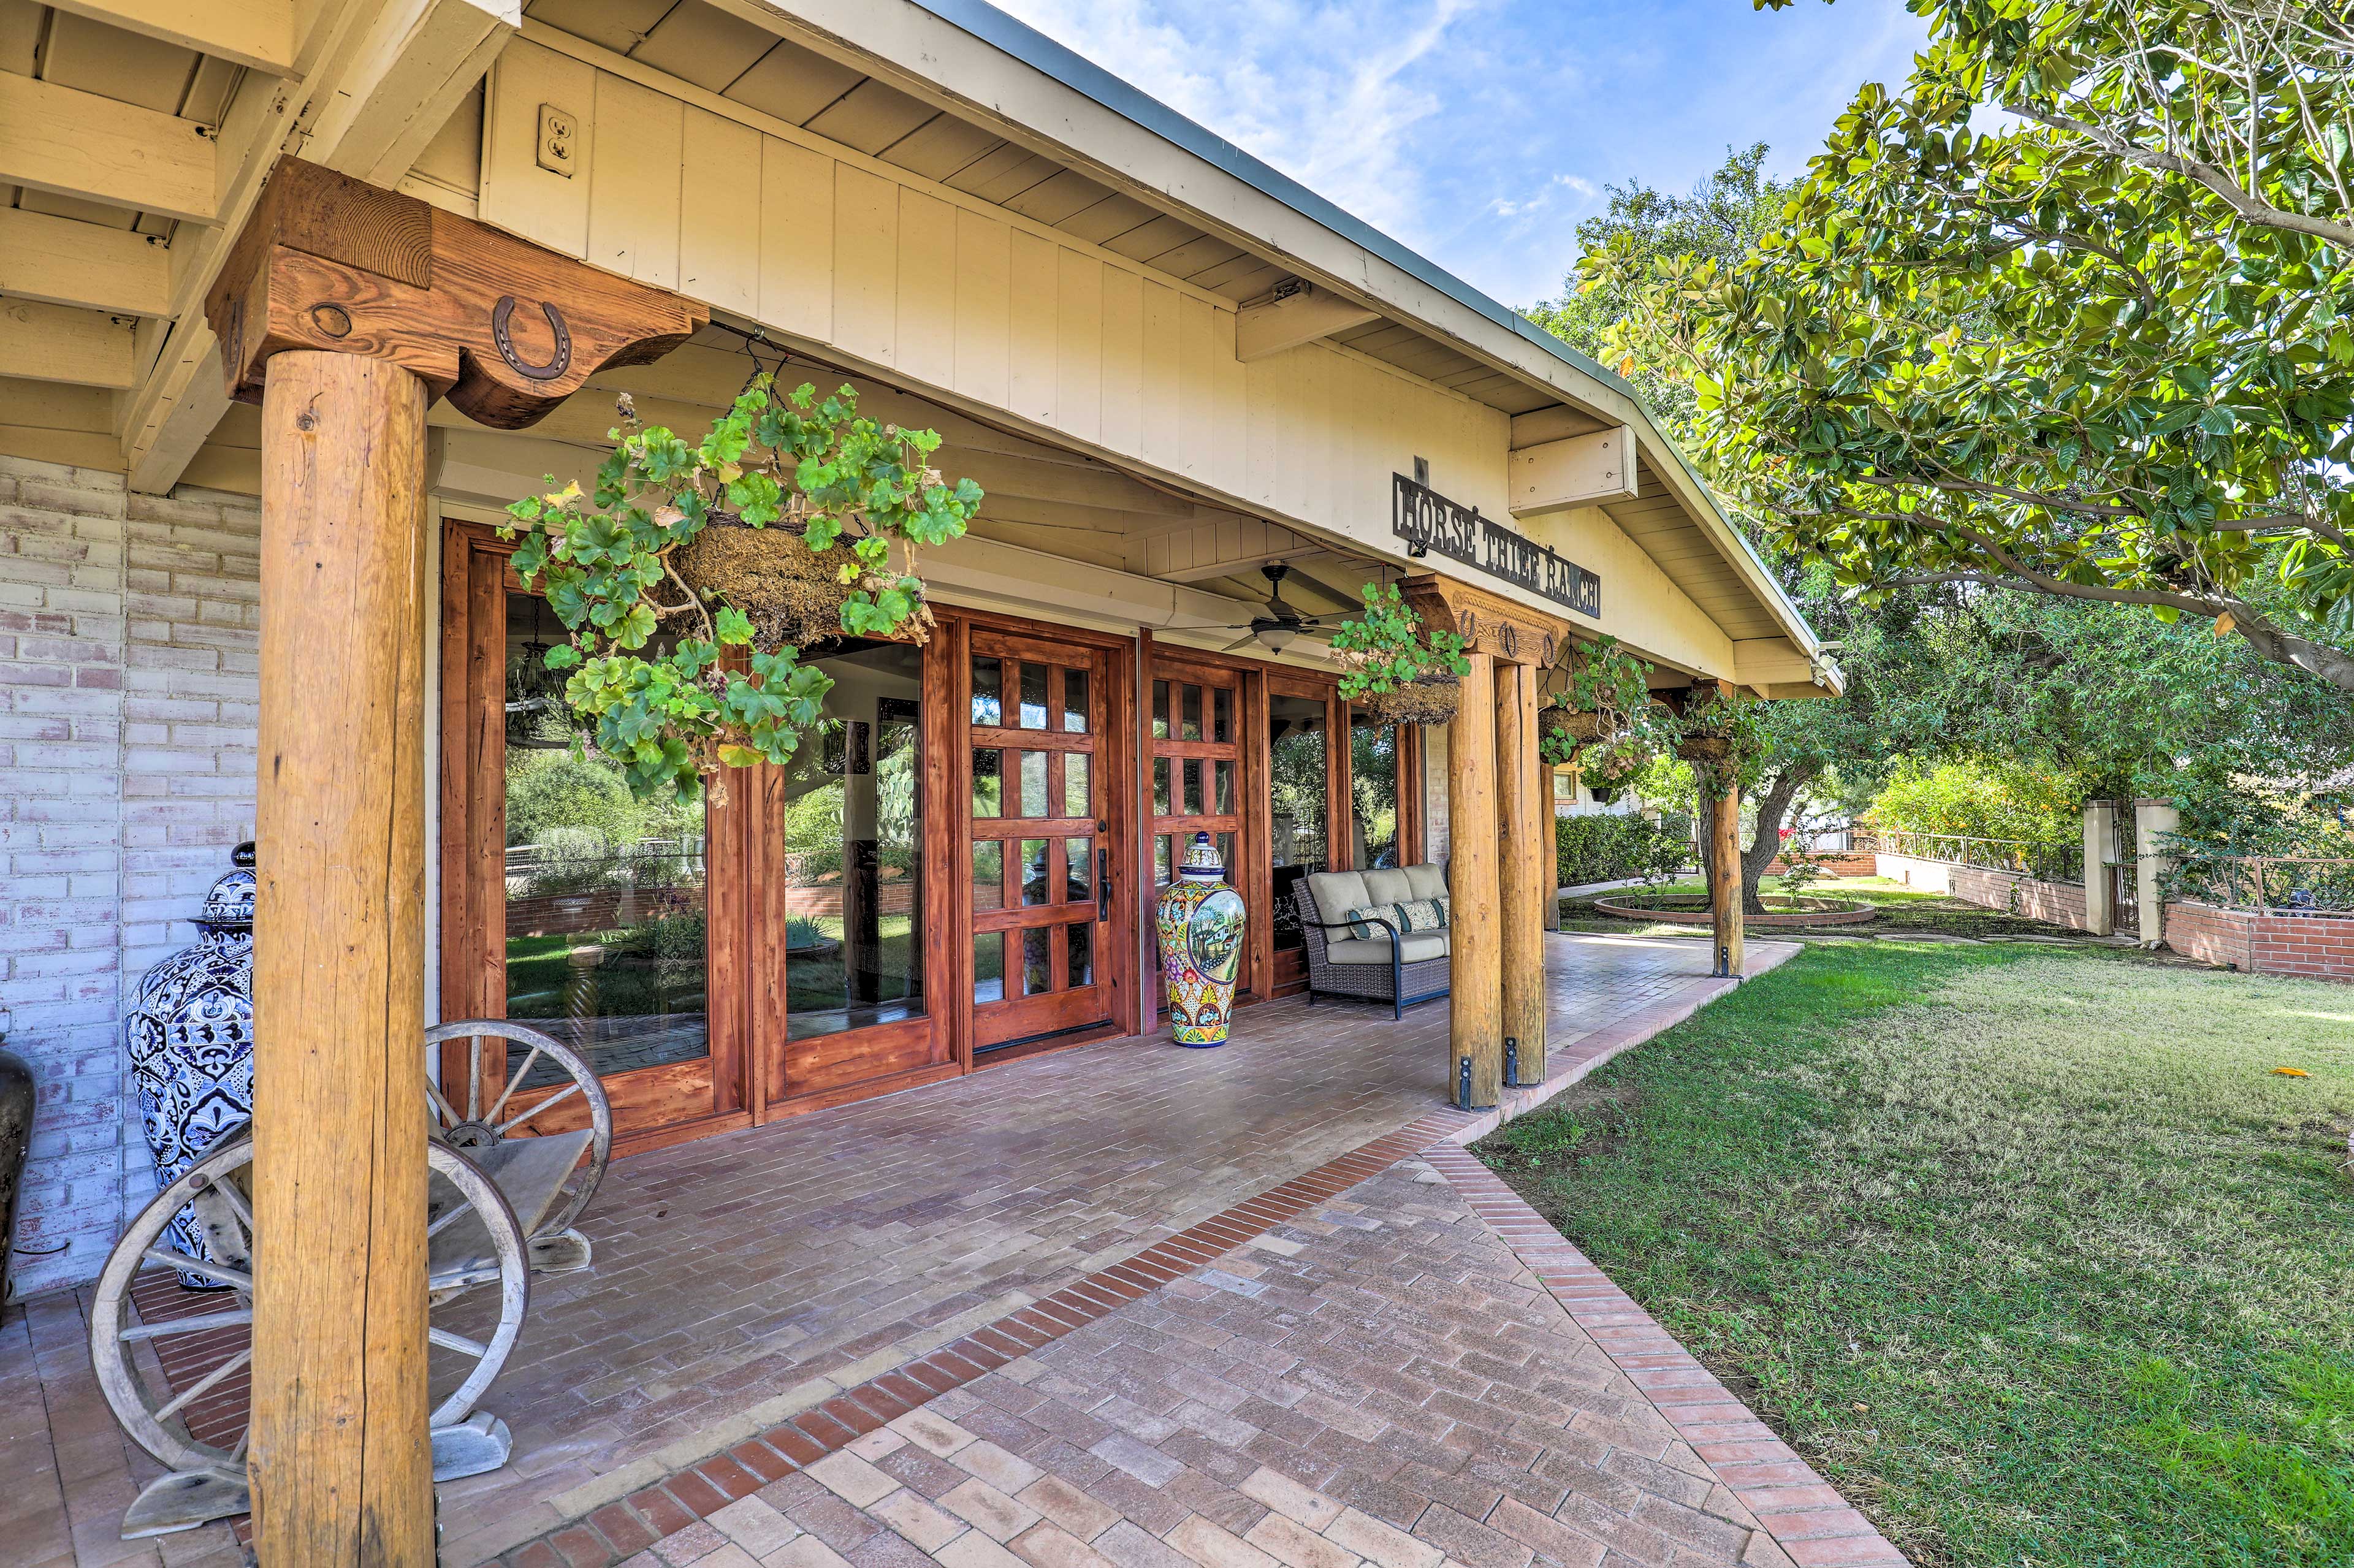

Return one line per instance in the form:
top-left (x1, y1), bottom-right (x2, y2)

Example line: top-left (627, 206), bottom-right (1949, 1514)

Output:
top-left (556, 1159), bottom-right (1893, 1568)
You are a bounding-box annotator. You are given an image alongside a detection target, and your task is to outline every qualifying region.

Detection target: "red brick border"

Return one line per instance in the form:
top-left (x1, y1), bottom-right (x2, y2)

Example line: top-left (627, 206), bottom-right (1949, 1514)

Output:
top-left (1420, 1148), bottom-right (1912, 1568)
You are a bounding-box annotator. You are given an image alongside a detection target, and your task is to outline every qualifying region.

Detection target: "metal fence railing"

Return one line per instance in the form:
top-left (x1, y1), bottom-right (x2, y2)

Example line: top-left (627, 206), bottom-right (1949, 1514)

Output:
top-left (2165, 854), bottom-right (2354, 915)
top-left (1856, 829), bottom-right (2084, 886)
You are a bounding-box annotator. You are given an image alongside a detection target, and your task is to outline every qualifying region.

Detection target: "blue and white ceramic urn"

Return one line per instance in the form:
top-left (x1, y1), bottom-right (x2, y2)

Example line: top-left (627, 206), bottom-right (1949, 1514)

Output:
top-left (124, 843), bottom-right (256, 1281)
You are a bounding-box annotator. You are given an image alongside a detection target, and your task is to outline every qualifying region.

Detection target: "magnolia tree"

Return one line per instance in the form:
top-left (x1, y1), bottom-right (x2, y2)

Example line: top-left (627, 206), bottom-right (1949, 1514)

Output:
top-left (1585, 0), bottom-right (2354, 689)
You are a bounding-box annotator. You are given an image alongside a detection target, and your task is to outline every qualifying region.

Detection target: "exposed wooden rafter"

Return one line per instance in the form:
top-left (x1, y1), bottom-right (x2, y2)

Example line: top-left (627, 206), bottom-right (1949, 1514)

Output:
top-left (0, 208), bottom-right (172, 318)
top-left (0, 298), bottom-right (137, 389)
top-left (0, 72), bottom-right (218, 223)
top-left (1235, 281), bottom-right (1380, 362)
top-left (44, 0), bottom-right (297, 75)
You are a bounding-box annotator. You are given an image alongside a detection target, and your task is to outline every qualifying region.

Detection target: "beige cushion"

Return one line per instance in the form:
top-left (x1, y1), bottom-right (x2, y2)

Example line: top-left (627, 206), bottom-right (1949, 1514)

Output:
top-left (1305, 864), bottom-right (1446, 923)
top-left (1305, 869), bottom-right (1371, 921)
top-left (1324, 931), bottom-right (1450, 966)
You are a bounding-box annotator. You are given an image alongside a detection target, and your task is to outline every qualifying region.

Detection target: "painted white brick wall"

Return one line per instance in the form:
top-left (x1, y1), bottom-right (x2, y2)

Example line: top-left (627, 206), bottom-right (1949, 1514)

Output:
top-left (0, 455), bottom-right (257, 1299)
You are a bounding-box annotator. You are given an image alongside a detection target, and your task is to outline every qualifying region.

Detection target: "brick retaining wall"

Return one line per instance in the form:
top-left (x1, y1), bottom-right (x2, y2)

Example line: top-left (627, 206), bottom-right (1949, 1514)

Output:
top-left (1875, 851), bottom-right (2091, 931)
top-left (1878, 850), bottom-right (2354, 983)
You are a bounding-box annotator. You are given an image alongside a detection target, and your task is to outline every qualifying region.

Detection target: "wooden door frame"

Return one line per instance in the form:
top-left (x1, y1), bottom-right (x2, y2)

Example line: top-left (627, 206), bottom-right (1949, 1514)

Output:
top-left (940, 605), bottom-right (1140, 1064)
top-left (436, 519), bottom-right (754, 1155)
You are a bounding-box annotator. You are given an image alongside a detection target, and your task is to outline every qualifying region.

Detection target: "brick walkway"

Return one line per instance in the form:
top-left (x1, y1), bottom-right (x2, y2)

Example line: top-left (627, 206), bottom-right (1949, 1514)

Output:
top-left (1, 934), bottom-right (1910, 1567)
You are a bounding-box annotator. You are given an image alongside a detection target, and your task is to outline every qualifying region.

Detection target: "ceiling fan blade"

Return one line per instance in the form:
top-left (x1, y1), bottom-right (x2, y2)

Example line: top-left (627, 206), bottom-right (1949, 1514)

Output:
top-left (1221, 633), bottom-right (1262, 653)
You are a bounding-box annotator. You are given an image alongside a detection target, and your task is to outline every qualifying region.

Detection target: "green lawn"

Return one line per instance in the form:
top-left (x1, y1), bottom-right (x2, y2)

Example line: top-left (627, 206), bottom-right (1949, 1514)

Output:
top-left (1476, 942), bottom-right (2354, 1567)
top-left (1561, 873), bottom-right (2100, 939)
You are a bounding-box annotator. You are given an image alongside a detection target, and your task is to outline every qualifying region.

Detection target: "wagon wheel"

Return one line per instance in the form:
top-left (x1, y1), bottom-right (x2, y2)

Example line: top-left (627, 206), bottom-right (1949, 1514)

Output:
top-left (424, 1019), bottom-right (612, 1238)
top-left (90, 1133), bottom-right (531, 1479)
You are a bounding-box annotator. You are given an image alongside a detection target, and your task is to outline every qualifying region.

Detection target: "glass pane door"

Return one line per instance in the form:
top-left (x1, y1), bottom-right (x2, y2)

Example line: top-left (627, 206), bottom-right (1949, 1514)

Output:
top-left (969, 633), bottom-right (1114, 1049)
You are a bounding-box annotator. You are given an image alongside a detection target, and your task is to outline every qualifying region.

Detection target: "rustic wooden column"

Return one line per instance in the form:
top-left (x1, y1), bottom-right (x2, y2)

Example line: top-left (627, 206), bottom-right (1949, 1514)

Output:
top-left (250, 351), bottom-right (435, 1564)
top-left (1496, 661), bottom-right (1546, 1084)
top-left (207, 158), bottom-right (704, 1566)
top-left (1447, 650), bottom-right (1503, 1107)
top-left (1710, 772), bottom-right (1744, 976)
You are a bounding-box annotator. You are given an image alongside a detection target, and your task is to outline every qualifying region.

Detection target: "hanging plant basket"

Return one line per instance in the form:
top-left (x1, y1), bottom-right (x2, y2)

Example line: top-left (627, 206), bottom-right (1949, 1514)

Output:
top-left (1544, 707), bottom-right (1602, 743)
top-left (1675, 734), bottom-right (1731, 763)
top-left (1364, 674), bottom-right (1462, 726)
top-left (672, 511), bottom-right (934, 650)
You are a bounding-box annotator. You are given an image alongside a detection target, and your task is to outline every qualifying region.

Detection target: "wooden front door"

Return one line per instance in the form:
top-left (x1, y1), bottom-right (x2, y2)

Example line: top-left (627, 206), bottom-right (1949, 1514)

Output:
top-left (967, 628), bottom-right (1119, 1049)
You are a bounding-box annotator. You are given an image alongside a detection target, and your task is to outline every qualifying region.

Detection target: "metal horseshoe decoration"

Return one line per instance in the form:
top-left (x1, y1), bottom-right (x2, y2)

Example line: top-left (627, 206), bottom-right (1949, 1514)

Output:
top-left (491, 295), bottom-right (573, 382)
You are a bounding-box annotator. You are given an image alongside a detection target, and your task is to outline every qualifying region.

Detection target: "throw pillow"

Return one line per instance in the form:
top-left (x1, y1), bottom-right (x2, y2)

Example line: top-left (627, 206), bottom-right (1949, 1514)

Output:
top-left (1393, 897), bottom-right (1447, 934)
top-left (1341, 905), bottom-right (1389, 941)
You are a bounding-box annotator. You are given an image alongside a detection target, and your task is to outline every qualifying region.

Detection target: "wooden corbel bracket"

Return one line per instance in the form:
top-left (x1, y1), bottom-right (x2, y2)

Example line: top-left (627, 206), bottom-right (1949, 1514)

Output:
top-left (204, 157), bottom-right (708, 428)
top-left (1402, 574), bottom-right (1571, 668)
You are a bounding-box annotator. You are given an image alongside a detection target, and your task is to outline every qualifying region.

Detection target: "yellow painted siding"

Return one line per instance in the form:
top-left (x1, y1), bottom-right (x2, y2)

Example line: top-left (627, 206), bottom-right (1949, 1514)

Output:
top-left (471, 37), bottom-right (1749, 674)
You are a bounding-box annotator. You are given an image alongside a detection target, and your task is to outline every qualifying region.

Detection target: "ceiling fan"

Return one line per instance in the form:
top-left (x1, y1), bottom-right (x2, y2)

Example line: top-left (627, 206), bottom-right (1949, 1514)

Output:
top-left (1211, 563), bottom-right (1350, 654)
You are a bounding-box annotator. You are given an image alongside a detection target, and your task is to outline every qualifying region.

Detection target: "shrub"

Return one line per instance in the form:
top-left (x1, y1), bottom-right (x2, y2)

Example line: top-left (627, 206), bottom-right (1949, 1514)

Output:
top-left (522, 825), bottom-right (628, 897)
top-left (1556, 813), bottom-right (1689, 889)
top-left (1866, 759), bottom-right (2083, 843)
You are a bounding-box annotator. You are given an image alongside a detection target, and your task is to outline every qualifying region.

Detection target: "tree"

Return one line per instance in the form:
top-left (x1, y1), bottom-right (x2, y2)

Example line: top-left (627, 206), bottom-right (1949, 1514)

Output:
top-left (1585, 0), bottom-right (2354, 690)
top-left (1526, 143), bottom-right (1796, 438)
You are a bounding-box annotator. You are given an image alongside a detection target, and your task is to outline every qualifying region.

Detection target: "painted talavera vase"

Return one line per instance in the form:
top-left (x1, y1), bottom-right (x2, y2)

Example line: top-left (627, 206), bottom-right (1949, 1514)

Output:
top-left (1156, 832), bottom-right (1246, 1046)
top-left (124, 843), bottom-right (256, 1286)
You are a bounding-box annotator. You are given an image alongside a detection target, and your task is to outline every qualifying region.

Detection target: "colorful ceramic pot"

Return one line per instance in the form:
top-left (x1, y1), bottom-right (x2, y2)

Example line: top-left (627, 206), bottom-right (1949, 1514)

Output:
top-left (1156, 832), bottom-right (1246, 1046)
top-left (124, 843), bottom-right (256, 1284)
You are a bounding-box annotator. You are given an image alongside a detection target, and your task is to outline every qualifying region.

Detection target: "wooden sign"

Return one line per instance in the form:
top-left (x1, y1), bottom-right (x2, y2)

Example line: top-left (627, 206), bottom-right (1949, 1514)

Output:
top-left (205, 158), bottom-right (707, 428)
top-left (1392, 472), bottom-right (1600, 619)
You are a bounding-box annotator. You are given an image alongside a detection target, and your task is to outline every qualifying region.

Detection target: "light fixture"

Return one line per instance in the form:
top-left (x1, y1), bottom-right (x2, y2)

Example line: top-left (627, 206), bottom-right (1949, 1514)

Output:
top-left (1256, 623), bottom-right (1298, 655)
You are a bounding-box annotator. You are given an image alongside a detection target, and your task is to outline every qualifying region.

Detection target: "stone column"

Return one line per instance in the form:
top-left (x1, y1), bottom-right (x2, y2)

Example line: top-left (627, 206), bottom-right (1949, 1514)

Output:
top-left (2135, 799), bottom-right (2179, 948)
top-left (2082, 801), bottom-right (2116, 937)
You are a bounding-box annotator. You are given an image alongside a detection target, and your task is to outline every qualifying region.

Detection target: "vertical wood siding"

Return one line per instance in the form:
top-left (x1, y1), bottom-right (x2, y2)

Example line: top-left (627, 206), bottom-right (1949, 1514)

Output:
top-left (479, 40), bottom-right (1518, 538)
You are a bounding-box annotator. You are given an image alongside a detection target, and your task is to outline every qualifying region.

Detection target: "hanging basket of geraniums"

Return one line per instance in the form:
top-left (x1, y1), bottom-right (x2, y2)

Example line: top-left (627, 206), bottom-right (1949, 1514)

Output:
top-left (1539, 633), bottom-right (1659, 770)
top-left (499, 375), bottom-right (983, 805)
top-left (1582, 733), bottom-right (1657, 793)
top-left (1329, 582), bottom-right (1471, 726)
top-left (1672, 685), bottom-right (1767, 791)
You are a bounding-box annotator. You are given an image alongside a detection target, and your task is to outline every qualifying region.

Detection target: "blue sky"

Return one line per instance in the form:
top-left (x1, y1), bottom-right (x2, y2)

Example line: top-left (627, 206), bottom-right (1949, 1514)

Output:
top-left (983, 0), bottom-right (1932, 308)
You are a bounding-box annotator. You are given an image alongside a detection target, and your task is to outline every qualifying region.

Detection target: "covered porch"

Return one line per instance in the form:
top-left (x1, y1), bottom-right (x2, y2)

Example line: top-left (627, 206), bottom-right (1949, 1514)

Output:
top-left (4, 931), bottom-right (1802, 1568)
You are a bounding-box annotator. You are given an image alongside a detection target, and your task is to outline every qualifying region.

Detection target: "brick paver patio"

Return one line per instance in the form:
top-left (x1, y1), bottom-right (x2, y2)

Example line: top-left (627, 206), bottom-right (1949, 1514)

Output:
top-left (1, 933), bottom-right (1904, 1568)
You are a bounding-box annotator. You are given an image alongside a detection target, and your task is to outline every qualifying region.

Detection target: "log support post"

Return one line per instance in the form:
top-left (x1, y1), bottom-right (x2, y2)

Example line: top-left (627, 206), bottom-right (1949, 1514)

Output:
top-left (1710, 772), bottom-right (1743, 978)
top-left (208, 157), bottom-right (703, 1566)
top-left (1447, 650), bottom-right (1503, 1108)
top-left (1407, 574), bottom-right (1568, 1110)
top-left (1496, 661), bottom-right (1546, 1086)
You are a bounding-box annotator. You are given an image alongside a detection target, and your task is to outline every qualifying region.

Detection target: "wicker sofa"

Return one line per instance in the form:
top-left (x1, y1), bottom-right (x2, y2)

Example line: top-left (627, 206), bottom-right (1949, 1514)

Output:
top-left (1290, 864), bottom-right (1451, 1018)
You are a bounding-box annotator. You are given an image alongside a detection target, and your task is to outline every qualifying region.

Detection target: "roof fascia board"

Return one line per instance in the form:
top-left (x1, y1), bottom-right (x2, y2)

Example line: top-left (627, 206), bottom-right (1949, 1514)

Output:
top-left (712, 0), bottom-right (1822, 660)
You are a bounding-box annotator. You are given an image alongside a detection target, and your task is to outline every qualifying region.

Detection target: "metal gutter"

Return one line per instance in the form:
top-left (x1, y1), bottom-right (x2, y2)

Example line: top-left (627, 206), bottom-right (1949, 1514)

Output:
top-left (905, 0), bottom-right (1824, 660)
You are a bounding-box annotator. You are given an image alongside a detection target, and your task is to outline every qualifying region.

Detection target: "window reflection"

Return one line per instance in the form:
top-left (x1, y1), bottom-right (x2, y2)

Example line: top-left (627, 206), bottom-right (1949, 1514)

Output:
top-left (1268, 692), bottom-right (1330, 956)
top-left (1350, 712), bottom-right (1401, 870)
top-left (503, 593), bottom-right (709, 1084)
top-left (780, 639), bottom-right (927, 1041)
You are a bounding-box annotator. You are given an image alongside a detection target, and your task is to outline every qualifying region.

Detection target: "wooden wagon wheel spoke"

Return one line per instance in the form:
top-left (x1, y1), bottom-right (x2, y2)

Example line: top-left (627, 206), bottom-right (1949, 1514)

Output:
top-left (119, 1307), bottom-right (254, 1344)
top-left (425, 1075), bottom-right (462, 1129)
top-left (481, 1045), bottom-right (545, 1125)
top-left (423, 1020), bottom-right (612, 1239)
top-left (429, 1326), bottom-right (490, 1358)
top-left (140, 1247), bottom-right (253, 1293)
top-left (152, 1346), bottom-right (252, 1424)
top-left (426, 1198), bottom-right (477, 1241)
top-left (495, 1079), bottom-right (581, 1136)
top-left (200, 1173), bottom-right (254, 1233)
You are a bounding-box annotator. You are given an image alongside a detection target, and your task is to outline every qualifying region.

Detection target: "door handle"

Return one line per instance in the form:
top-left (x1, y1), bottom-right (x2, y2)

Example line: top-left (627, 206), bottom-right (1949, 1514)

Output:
top-left (1097, 847), bottom-right (1110, 920)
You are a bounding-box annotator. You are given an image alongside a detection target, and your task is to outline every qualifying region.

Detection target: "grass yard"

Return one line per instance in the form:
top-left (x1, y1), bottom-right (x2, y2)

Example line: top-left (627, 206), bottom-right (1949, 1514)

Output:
top-left (1476, 942), bottom-right (2354, 1567)
top-left (1560, 873), bottom-right (2100, 939)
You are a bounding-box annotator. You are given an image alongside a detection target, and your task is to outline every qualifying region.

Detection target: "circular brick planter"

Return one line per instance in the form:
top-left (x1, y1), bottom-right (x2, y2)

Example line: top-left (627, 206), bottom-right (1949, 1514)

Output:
top-left (1591, 894), bottom-right (1879, 927)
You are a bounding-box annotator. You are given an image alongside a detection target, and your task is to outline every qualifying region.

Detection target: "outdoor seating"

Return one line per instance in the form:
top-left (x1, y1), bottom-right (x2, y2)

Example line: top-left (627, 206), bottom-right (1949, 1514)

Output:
top-left (1294, 865), bottom-right (1453, 1018)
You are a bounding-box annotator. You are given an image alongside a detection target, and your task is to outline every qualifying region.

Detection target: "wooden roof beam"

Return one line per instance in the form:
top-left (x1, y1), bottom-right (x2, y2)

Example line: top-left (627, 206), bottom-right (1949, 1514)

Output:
top-left (0, 209), bottom-right (172, 317)
top-left (1509, 425), bottom-right (1636, 519)
top-left (1235, 281), bottom-right (1379, 362)
top-left (0, 299), bottom-right (137, 388)
top-left (0, 73), bottom-right (218, 223)
top-left (45, 0), bottom-right (297, 75)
